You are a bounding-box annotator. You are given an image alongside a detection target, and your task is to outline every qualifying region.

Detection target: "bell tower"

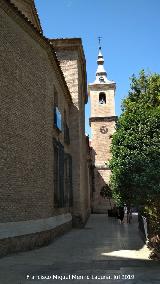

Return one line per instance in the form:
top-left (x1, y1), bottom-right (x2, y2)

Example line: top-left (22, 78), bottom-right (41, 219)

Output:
top-left (88, 42), bottom-right (117, 213)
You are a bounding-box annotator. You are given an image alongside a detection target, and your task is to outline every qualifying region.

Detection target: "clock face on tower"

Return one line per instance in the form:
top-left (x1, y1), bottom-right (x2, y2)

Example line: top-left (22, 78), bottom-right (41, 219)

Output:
top-left (100, 125), bottom-right (108, 134)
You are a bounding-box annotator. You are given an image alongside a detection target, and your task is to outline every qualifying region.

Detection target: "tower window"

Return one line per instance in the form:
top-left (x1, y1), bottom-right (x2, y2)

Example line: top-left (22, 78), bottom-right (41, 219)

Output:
top-left (99, 92), bottom-right (106, 104)
top-left (99, 76), bottom-right (105, 83)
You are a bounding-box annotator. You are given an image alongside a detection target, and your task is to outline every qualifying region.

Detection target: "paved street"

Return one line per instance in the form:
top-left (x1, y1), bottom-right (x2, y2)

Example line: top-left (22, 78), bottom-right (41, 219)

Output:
top-left (0, 214), bottom-right (159, 284)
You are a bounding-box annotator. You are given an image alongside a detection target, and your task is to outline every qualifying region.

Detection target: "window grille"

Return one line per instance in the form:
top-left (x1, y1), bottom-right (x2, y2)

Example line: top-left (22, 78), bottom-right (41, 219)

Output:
top-left (53, 139), bottom-right (64, 208)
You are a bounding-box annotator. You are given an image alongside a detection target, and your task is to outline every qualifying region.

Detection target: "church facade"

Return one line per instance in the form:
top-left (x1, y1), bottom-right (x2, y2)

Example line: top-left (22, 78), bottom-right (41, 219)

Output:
top-left (0, 0), bottom-right (91, 256)
top-left (88, 46), bottom-right (117, 213)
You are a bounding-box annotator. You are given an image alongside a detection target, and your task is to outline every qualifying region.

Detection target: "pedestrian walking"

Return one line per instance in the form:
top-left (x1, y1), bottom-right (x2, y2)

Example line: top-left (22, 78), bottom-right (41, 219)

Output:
top-left (112, 204), bottom-right (118, 219)
top-left (124, 204), bottom-right (127, 223)
top-left (127, 205), bottom-right (132, 224)
top-left (117, 205), bottom-right (124, 224)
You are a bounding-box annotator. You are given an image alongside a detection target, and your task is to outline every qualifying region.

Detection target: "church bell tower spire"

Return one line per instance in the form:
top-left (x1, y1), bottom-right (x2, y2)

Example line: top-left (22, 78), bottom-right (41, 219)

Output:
top-left (95, 38), bottom-right (108, 83)
top-left (88, 40), bottom-right (117, 213)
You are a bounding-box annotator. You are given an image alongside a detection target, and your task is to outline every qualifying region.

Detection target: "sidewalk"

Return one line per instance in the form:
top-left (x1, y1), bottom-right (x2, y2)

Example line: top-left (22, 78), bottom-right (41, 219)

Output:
top-left (0, 214), bottom-right (159, 284)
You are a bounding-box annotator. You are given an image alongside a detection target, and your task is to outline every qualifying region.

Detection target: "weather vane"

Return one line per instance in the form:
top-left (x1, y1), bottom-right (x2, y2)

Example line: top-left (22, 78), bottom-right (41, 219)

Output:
top-left (98, 36), bottom-right (102, 48)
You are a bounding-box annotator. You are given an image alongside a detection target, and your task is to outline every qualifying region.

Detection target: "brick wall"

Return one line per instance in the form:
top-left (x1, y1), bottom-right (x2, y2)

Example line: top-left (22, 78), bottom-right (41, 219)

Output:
top-left (55, 50), bottom-right (79, 107)
top-left (52, 41), bottom-right (91, 226)
top-left (0, 4), bottom-right (71, 222)
top-left (90, 87), bottom-right (115, 118)
top-left (91, 120), bottom-right (115, 165)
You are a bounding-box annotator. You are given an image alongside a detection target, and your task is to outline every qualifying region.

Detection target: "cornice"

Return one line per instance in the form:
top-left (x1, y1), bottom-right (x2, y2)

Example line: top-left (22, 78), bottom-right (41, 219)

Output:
top-left (50, 38), bottom-right (82, 47)
top-left (95, 164), bottom-right (110, 170)
top-left (88, 82), bottom-right (116, 93)
top-left (32, 0), bottom-right (43, 32)
top-left (10, 0), bottom-right (42, 32)
top-left (1, 0), bottom-right (72, 105)
top-left (89, 116), bottom-right (118, 125)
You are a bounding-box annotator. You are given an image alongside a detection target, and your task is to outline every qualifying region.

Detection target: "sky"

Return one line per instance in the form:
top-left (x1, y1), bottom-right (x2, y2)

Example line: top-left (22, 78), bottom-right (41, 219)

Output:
top-left (35, 0), bottom-right (160, 137)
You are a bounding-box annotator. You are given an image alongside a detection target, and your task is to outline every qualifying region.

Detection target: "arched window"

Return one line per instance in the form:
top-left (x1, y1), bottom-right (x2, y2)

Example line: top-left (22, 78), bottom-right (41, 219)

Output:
top-left (99, 92), bottom-right (106, 104)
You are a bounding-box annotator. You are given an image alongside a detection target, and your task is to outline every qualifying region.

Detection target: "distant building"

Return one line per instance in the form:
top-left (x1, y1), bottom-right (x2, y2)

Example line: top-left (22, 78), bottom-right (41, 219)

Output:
top-left (0, 0), bottom-right (91, 256)
top-left (88, 46), bottom-right (117, 213)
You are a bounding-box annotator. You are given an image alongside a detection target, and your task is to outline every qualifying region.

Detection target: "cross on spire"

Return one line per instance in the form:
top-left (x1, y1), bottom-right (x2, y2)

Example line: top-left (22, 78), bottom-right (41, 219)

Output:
top-left (98, 36), bottom-right (102, 49)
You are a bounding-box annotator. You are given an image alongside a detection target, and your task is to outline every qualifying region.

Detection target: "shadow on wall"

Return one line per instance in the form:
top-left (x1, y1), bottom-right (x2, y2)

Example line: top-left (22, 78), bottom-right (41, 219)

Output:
top-left (69, 104), bottom-right (91, 227)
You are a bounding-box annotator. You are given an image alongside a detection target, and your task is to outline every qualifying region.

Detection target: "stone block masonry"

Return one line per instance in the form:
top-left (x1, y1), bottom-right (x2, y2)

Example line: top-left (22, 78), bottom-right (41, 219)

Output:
top-left (0, 214), bottom-right (72, 256)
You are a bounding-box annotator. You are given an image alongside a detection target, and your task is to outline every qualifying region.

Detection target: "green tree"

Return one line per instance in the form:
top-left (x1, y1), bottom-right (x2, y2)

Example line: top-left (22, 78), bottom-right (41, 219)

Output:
top-left (110, 70), bottom-right (160, 207)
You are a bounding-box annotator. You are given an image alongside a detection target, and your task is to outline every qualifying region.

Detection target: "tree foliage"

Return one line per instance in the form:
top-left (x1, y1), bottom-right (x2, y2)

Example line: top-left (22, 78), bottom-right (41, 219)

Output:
top-left (109, 70), bottom-right (160, 207)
